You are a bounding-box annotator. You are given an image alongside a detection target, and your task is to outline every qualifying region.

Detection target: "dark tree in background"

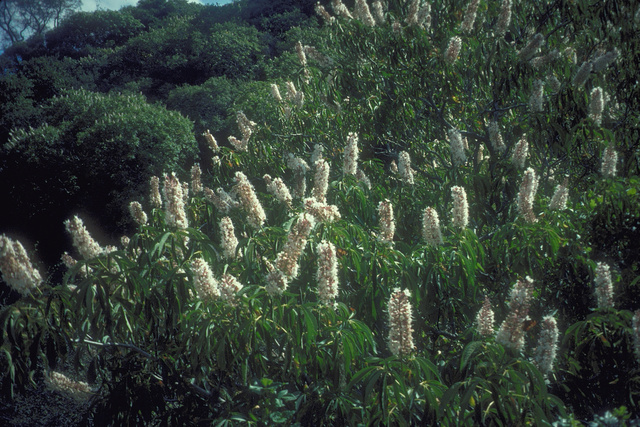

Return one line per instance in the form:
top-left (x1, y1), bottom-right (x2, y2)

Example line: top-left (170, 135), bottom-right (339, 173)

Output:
top-left (0, 0), bottom-right (81, 48)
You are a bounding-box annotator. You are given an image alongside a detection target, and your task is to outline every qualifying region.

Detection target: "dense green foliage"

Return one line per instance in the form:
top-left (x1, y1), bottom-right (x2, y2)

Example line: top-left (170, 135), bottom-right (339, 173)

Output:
top-left (1, 0), bottom-right (640, 425)
top-left (5, 89), bottom-right (197, 223)
top-left (0, 0), bottom-right (317, 268)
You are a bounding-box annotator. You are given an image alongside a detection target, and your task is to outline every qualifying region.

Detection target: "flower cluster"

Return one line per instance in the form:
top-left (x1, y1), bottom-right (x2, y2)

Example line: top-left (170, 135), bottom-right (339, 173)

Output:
top-left (287, 154), bottom-right (310, 199)
top-left (388, 288), bottom-right (415, 357)
top-left (219, 217), bottom-right (239, 260)
top-left (572, 61), bottom-right (592, 88)
top-left (343, 132), bottom-right (359, 176)
top-left (275, 213), bottom-right (316, 279)
top-left (228, 111), bottom-right (256, 152)
top-left (295, 41), bottom-right (310, 82)
top-left (518, 33), bottom-right (544, 61)
top-left (129, 201), bottom-right (148, 226)
top-left (162, 173), bottom-right (188, 229)
top-left (594, 262), bottom-right (614, 309)
top-left (311, 144), bottom-right (324, 165)
top-left (476, 145), bottom-right (485, 164)
top-left (203, 129), bottom-right (219, 153)
top-left (511, 134), bottom-right (529, 168)
top-left (546, 74), bottom-right (561, 92)
top-left (315, 3), bottom-right (335, 25)
top-left (405, 0), bottom-right (431, 28)
top-left (354, 0), bottom-right (375, 27)
top-left (488, 121), bottom-right (506, 154)
top-left (181, 181), bottom-right (189, 201)
top-left (304, 45), bottom-right (335, 69)
top-left (530, 49), bottom-right (559, 69)
top-left (331, 0), bottom-right (353, 19)
top-left (64, 216), bottom-right (108, 260)
top-left (191, 163), bottom-right (203, 195)
top-left (372, 0), bottom-right (385, 25)
top-left (377, 199), bottom-right (395, 244)
top-left (61, 251), bottom-right (92, 278)
top-left (264, 174), bottom-right (293, 208)
top-left (495, 0), bottom-right (512, 36)
top-left (398, 151), bottom-right (414, 185)
top-left (496, 277), bottom-right (534, 352)
top-left (312, 158), bottom-right (330, 203)
top-left (316, 240), bottom-right (339, 306)
top-left (549, 178), bottom-right (569, 210)
top-left (592, 49), bottom-right (619, 73)
top-left (219, 273), bottom-right (243, 305)
top-left (460, 0), bottom-right (480, 33)
top-left (265, 260), bottom-right (289, 296)
top-left (295, 40), bottom-right (307, 67)
top-left (286, 81), bottom-right (305, 109)
top-left (356, 169), bottom-right (371, 189)
top-left (232, 172), bottom-right (266, 229)
top-left (532, 315), bottom-right (559, 378)
top-left (517, 168), bottom-right (539, 223)
top-left (45, 371), bottom-right (92, 403)
top-left (529, 79), bottom-right (545, 112)
top-left (600, 145), bottom-right (618, 177)
top-left (149, 175), bottom-right (162, 208)
top-left (270, 83), bottom-right (283, 102)
top-left (204, 187), bottom-right (239, 213)
top-left (238, 111), bottom-right (256, 140)
top-left (0, 235), bottom-right (43, 296)
top-left (444, 36), bottom-right (462, 65)
top-left (476, 296), bottom-right (495, 337)
top-left (304, 197), bottom-right (341, 223)
top-left (451, 186), bottom-right (469, 229)
top-left (190, 258), bottom-right (220, 301)
top-left (589, 87), bottom-right (604, 126)
top-left (421, 207), bottom-right (443, 246)
top-left (449, 128), bottom-right (467, 166)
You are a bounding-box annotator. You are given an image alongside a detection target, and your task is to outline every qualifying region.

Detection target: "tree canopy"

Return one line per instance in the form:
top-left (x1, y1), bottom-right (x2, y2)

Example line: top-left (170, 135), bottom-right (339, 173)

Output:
top-left (0, 0), bottom-right (81, 47)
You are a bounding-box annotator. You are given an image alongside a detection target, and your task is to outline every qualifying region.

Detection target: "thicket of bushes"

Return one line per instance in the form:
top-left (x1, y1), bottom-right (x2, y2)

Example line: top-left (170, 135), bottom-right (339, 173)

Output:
top-left (1, 0), bottom-right (640, 425)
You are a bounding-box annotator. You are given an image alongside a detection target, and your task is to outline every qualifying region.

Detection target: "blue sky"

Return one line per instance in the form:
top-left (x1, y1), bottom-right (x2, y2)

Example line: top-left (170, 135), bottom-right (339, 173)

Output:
top-left (81, 0), bottom-right (233, 12)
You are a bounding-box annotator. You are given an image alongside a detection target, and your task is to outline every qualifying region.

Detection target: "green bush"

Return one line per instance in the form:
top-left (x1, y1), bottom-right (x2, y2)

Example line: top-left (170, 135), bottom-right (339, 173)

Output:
top-left (3, 89), bottom-right (197, 227)
top-left (1, 0), bottom-right (640, 425)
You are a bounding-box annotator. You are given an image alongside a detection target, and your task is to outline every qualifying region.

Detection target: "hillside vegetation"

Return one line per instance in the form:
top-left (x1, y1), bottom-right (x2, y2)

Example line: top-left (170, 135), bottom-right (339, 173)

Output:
top-left (1, 0), bottom-right (640, 425)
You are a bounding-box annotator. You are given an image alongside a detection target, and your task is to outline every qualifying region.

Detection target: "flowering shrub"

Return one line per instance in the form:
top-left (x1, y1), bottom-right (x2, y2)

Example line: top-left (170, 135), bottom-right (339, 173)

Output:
top-left (1, 0), bottom-right (640, 424)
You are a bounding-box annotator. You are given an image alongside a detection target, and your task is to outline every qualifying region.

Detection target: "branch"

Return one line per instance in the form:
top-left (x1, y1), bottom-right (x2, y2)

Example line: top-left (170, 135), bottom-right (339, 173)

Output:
top-left (186, 380), bottom-right (214, 399)
top-left (79, 338), bottom-right (155, 360)
top-left (429, 328), bottom-right (459, 340)
top-left (420, 94), bottom-right (454, 130)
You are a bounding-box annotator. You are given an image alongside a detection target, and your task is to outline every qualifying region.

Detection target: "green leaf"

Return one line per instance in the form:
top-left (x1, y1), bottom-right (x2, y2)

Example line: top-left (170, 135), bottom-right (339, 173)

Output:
top-left (460, 341), bottom-right (483, 370)
top-left (151, 232), bottom-right (173, 259)
top-left (438, 382), bottom-right (462, 420)
top-left (347, 365), bottom-right (380, 391)
top-left (459, 378), bottom-right (484, 417)
top-left (300, 304), bottom-right (318, 345)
